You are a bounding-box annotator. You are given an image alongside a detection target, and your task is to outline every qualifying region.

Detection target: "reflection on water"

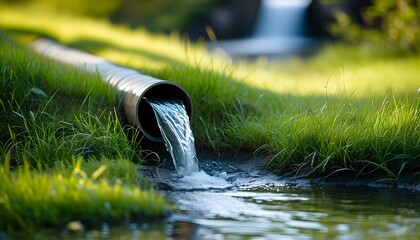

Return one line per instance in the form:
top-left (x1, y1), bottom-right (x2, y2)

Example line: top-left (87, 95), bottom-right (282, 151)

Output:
top-left (7, 159), bottom-right (419, 239)
top-left (140, 159), bottom-right (420, 240)
top-left (165, 185), bottom-right (420, 240)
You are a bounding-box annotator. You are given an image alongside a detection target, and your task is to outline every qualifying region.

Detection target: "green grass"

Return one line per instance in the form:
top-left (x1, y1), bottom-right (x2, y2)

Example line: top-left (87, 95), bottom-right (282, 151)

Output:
top-left (1, 4), bottom-right (419, 177)
top-left (0, 3), bottom-right (420, 232)
top-left (0, 31), bottom-right (169, 232)
top-left (0, 155), bottom-right (167, 232)
top-left (265, 96), bottom-right (420, 178)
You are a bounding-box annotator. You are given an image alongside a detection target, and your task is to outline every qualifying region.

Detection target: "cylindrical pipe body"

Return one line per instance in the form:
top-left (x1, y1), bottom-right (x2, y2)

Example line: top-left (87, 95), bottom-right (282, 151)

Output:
top-left (32, 39), bottom-right (192, 142)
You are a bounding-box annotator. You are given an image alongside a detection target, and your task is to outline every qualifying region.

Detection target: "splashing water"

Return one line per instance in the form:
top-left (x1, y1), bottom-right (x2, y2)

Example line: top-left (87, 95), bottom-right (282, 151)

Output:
top-left (148, 99), bottom-right (199, 176)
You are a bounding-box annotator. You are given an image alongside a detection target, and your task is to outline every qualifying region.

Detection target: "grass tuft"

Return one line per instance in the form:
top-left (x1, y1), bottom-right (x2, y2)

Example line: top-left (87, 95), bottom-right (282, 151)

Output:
top-left (266, 96), bottom-right (420, 180)
top-left (0, 156), bottom-right (168, 232)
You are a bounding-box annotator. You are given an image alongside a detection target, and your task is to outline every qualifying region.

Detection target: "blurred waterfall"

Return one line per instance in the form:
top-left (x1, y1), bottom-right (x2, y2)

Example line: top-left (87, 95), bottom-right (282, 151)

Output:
top-left (208, 0), bottom-right (318, 59)
top-left (252, 0), bottom-right (311, 38)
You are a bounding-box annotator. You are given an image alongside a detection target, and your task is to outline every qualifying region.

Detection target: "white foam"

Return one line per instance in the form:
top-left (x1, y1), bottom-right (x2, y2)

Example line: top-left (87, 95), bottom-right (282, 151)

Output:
top-left (175, 170), bottom-right (232, 190)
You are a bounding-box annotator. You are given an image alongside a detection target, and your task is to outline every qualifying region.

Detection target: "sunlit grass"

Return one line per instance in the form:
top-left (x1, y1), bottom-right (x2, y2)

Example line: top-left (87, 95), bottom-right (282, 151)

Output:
top-left (1, 6), bottom-right (418, 99)
top-left (0, 0), bottom-right (419, 204)
top-left (265, 96), bottom-right (420, 180)
top-left (0, 5), bottom-right (205, 68)
top-left (0, 30), bottom-right (169, 232)
top-left (0, 154), bottom-right (167, 232)
top-left (253, 46), bottom-right (420, 98)
top-left (0, 31), bottom-right (129, 165)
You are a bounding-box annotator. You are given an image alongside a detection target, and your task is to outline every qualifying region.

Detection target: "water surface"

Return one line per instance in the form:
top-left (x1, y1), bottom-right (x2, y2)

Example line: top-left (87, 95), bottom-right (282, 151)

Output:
top-left (139, 159), bottom-right (420, 240)
top-left (8, 158), bottom-right (418, 240)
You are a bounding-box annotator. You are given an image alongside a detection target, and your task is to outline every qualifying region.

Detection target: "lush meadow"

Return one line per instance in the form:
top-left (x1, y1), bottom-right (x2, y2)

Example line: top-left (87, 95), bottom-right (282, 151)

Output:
top-left (0, 29), bottom-right (169, 232)
top-left (0, 3), bottom-right (419, 232)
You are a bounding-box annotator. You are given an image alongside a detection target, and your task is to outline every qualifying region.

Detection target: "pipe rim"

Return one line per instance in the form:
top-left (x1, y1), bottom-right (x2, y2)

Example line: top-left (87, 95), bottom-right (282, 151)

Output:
top-left (127, 80), bottom-right (193, 142)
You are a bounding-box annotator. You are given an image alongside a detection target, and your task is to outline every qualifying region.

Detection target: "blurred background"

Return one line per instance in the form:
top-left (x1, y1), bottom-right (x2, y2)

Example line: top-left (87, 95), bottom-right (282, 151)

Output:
top-left (1, 0), bottom-right (418, 57)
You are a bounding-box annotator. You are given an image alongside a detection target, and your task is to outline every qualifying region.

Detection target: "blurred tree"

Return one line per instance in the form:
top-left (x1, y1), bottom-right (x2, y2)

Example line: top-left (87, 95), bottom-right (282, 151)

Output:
top-left (329, 0), bottom-right (419, 53)
top-left (307, 0), bottom-right (373, 38)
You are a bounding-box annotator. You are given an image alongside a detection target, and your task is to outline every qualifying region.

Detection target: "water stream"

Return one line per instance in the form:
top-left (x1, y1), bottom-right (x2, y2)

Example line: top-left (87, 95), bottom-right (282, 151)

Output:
top-left (142, 158), bottom-right (420, 240)
top-left (142, 99), bottom-right (420, 239)
top-left (148, 99), bottom-right (199, 176)
top-left (20, 158), bottom-right (420, 240)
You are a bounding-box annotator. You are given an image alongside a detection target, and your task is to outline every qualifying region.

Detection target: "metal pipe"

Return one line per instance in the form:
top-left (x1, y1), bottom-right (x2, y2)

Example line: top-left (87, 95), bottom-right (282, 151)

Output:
top-left (32, 39), bottom-right (193, 142)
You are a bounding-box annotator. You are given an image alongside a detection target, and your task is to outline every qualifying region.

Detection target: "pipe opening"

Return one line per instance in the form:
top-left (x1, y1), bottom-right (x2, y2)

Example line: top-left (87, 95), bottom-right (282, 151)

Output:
top-left (136, 82), bottom-right (193, 142)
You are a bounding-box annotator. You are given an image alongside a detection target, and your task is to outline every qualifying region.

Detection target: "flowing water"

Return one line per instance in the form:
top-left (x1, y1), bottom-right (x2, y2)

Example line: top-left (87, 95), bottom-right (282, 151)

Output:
top-left (251, 0), bottom-right (311, 38)
top-left (138, 159), bottom-right (420, 240)
top-left (31, 158), bottom-right (419, 239)
top-left (148, 99), bottom-right (199, 176)
top-left (207, 0), bottom-right (317, 57)
top-left (142, 99), bottom-right (420, 239)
